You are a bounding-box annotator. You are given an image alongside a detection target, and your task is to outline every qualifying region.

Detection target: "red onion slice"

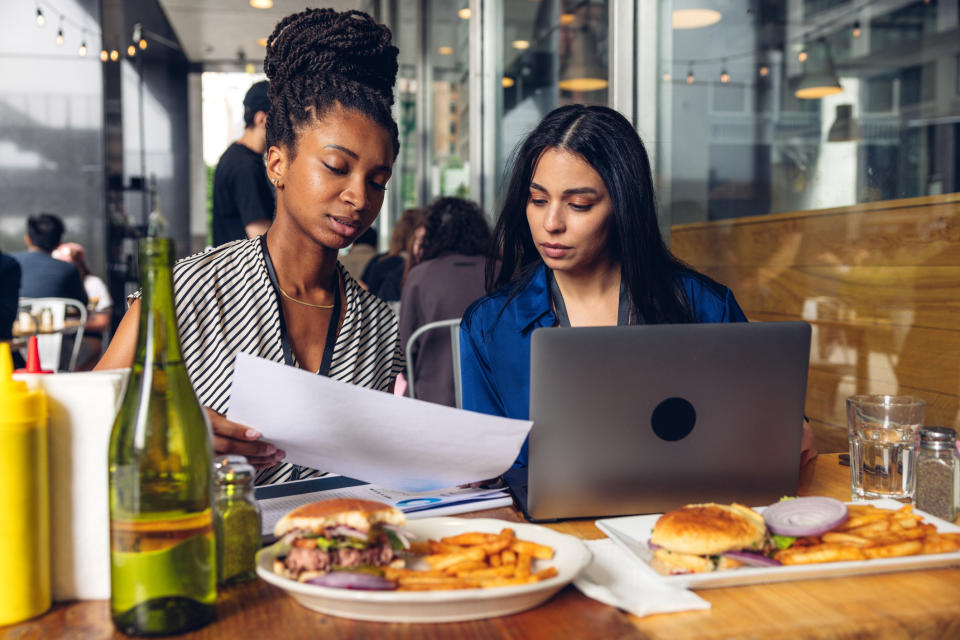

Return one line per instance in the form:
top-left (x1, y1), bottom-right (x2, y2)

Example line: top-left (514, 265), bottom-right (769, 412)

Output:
top-left (763, 497), bottom-right (848, 537)
top-left (721, 551), bottom-right (781, 567)
top-left (325, 526), bottom-right (368, 541)
top-left (305, 571), bottom-right (397, 590)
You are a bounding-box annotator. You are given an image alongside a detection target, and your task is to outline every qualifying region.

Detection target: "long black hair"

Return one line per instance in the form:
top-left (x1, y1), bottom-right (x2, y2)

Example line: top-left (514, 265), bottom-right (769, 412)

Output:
top-left (419, 197), bottom-right (491, 262)
top-left (263, 8), bottom-right (399, 158)
top-left (488, 104), bottom-right (695, 324)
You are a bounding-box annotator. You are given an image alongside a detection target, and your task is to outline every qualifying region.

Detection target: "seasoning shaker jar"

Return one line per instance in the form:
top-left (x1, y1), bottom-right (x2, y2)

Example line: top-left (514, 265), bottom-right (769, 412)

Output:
top-left (914, 427), bottom-right (958, 522)
top-left (214, 455), bottom-right (262, 585)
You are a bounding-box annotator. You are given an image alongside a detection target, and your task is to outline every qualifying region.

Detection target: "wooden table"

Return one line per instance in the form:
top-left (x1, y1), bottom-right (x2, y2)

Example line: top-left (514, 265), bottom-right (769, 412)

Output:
top-left (5, 454), bottom-right (960, 639)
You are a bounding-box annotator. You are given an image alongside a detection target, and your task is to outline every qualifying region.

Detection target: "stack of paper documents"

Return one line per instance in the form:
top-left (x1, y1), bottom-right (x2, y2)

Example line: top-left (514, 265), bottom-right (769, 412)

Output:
top-left (256, 476), bottom-right (513, 537)
top-left (228, 354), bottom-right (533, 491)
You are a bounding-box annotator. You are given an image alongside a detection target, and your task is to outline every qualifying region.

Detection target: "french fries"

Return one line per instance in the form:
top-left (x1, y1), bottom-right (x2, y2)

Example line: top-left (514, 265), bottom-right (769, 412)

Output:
top-left (389, 528), bottom-right (558, 591)
top-left (774, 504), bottom-right (960, 566)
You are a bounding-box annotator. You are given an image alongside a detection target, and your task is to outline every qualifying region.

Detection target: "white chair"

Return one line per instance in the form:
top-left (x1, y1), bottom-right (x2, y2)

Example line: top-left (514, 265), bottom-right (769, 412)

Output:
top-left (404, 318), bottom-right (462, 408)
top-left (19, 297), bottom-right (87, 372)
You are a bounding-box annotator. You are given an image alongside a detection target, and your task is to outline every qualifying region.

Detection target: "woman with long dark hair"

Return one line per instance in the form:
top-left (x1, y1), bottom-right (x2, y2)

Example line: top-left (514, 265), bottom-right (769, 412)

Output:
top-left (460, 104), bottom-right (815, 466)
top-left (399, 197), bottom-right (491, 406)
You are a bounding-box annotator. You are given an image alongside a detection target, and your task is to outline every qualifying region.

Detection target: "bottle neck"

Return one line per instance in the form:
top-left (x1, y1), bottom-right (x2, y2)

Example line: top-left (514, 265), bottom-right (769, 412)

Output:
top-left (134, 238), bottom-right (184, 367)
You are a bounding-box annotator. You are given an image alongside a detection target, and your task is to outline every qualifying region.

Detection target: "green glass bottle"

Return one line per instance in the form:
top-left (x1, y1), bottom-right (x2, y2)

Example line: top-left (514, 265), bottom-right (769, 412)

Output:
top-left (108, 237), bottom-right (216, 636)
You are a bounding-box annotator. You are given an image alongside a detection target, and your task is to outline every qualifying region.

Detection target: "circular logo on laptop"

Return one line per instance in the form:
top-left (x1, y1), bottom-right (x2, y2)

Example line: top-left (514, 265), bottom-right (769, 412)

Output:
top-left (650, 397), bottom-right (697, 441)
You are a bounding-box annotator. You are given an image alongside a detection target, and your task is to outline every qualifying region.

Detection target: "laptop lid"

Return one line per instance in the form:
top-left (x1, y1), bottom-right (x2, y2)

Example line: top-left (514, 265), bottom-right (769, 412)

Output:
top-left (525, 322), bottom-right (811, 520)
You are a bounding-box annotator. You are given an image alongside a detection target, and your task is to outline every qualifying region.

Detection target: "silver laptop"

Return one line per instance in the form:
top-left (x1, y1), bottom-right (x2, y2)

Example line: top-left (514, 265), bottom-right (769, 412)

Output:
top-left (507, 322), bottom-right (811, 521)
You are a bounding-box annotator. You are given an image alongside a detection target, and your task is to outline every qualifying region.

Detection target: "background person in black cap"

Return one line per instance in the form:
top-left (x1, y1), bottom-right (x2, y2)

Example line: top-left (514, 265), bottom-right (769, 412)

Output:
top-left (211, 80), bottom-right (275, 246)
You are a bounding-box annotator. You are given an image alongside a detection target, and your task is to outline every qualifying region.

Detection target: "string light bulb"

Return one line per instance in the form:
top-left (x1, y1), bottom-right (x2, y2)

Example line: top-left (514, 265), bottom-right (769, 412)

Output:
top-left (139, 38), bottom-right (147, 50)
top-left (686, 68), bottom-right (695, 84)
top-left (36, 8), bottom-right (45, 26)
top-left (109, 49), bottom-right (119, 61)
top-left (798, 50), bottom-right (808, 62)
top-left (852, 21), bottom-right (861, 38)
top-left (127, 44), bottom-right (136, 56)
top-left (458, 8), bottom-right (470, 19)
top-left (100, 49), bottom-right (108, 62)
top-left (78, 40), bottom-right (87, 56)
top-left (720, 63), bottom-right (730, 84)
top-left (57, 29), bottom-right (64, 45)
top-left (662, 72), bottom-right (672, 82)
top-left (759, 64), bottom-right (769, 77)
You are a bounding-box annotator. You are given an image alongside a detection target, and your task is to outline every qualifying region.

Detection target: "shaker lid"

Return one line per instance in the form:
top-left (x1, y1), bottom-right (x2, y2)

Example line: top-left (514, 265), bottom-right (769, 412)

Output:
top-left (214, 454), bottom-right (255, 484)
top-left (918, 426), bottom-right (957, 446)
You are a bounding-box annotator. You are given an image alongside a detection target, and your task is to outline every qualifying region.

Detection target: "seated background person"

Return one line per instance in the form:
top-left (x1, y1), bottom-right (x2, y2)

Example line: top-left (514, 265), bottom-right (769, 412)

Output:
top-left (12, 213), bottom-right (88, 305)
top-left (399, 197), bottom-right (490, 407)
top-left (53, 242), bottom-right (113, 370)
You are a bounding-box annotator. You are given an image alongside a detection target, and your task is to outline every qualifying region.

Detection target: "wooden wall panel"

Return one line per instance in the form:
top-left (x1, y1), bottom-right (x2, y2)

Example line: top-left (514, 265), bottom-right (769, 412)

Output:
top-left (672, 194), bottom-right (960, 453)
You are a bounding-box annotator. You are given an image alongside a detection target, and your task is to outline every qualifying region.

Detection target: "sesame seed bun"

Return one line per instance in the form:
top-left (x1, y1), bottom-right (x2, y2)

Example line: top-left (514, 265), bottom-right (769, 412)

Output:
top-left (273, 498), bottom-right (406, 538)
top-left (650, 502), bottom-right (766, 556)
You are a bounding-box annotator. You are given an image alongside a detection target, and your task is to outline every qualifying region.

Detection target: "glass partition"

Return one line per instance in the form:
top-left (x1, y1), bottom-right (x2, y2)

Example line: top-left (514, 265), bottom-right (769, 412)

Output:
top-left (656, 0), bottom-right (960, 226)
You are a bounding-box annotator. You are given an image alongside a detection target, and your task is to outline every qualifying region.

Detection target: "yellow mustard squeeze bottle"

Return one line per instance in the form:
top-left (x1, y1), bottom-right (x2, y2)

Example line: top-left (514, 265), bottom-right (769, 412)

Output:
top-left (0, 342), bottom-right (50, 625)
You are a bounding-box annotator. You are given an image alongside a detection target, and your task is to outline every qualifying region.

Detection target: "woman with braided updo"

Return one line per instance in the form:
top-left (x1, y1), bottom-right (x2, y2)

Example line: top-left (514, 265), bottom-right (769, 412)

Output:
top-left (98, 8), bottom-right (405, 485)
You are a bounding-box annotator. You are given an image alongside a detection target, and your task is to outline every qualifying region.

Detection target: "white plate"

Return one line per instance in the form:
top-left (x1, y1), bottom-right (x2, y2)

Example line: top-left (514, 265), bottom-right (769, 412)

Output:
top-left (596, 498), bottom-right (960, 589)
top-left (256, 517), bottom-right (592, 622)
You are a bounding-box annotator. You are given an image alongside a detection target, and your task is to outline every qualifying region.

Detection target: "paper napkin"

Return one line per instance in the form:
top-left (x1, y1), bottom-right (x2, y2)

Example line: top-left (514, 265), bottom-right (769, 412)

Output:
top-left (17, 369), bottom-right (128, 601)
top-left (574, 538), bottom-right (710, 617)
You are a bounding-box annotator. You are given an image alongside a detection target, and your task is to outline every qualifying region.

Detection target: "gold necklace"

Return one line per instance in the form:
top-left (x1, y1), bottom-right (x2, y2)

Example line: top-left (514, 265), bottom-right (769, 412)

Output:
top-left (277, 273), bottom-right (338, 309)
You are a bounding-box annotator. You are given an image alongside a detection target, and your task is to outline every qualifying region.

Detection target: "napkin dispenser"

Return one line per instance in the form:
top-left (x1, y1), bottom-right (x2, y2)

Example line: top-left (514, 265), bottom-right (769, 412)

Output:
top-left (15, 369), bottom-right (128, 601)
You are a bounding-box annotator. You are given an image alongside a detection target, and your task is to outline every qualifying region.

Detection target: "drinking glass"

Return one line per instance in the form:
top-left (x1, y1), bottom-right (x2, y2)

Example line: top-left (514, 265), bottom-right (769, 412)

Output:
top-left (847, 395), bottom-right (925, 500)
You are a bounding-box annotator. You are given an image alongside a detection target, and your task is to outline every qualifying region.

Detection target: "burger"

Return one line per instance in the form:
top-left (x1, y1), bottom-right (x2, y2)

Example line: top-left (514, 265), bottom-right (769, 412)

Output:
top-left (273, 498), bottom-right (411, 582)
top-left (648, 502), bottom-right (772, 574)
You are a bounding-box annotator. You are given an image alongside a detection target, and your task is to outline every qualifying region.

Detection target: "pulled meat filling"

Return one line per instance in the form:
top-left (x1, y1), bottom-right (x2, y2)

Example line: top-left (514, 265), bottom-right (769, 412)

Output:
top-left (285, 542), bottom-right (395, 574)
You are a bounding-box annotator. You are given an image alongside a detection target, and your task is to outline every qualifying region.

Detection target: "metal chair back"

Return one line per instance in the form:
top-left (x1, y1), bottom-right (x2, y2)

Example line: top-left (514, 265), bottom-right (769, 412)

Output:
top-left (19, 297), bottom-right (87, 372)
top-left (404, 318), bottom-right (462, 408)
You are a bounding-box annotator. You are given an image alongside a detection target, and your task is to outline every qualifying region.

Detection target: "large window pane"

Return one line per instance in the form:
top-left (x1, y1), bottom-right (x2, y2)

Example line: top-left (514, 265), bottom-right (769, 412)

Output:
top-left (657, 0), bottom-right (959, 224)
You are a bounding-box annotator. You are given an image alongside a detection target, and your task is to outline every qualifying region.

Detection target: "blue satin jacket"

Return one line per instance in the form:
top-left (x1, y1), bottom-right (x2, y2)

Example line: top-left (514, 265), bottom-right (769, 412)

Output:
top-left (459, 262), bottom-right (748, 466)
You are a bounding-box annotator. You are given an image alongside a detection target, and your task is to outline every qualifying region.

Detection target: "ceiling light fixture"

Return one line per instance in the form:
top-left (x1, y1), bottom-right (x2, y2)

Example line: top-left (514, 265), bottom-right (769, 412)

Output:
top-left (794, 39), bottom-right (843, 99)
top-left (672, 9), bottom-right (722, 30)
top-left (827, 104), bottom-right (861, 142)
top-left (557, 9), bottom-right (609, 93)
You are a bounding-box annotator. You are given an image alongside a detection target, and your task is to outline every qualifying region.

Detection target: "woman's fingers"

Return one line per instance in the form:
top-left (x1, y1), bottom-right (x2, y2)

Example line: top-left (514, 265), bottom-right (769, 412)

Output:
top-left (205, 407), bottom-right (285, 463)
top-left (212, 434), bottom-right (279, 458)
top-left (205, 407), bottom-right (262, 441)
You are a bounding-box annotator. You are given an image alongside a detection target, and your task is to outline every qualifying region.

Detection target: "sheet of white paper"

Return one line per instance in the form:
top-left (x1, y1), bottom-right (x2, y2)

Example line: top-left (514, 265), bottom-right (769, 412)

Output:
top-left (228, 353), bottom-right (532, 492)
top-left (259, 484), bottom-right (514, 537)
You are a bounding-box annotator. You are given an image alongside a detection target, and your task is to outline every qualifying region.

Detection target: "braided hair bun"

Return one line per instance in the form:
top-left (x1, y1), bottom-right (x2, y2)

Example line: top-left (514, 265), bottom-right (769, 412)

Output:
top-left (264, 8), bottom-right (399, 156)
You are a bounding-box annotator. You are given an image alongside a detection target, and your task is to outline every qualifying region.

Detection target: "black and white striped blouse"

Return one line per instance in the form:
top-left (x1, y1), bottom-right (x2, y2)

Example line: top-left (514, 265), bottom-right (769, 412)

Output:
top-left (158, 237), bottom-right (404, 485)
